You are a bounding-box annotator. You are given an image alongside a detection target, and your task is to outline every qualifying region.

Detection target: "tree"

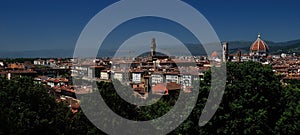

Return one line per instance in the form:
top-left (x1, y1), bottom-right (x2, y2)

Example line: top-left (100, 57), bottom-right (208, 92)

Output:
top-left (275, 82), bottom-right (300, 134)
top-left (2, 61), bottom-right (300, 134)
top-left (0, 77), bottom-right (72, 134)
top-left (88, 61), bottom-right (291, 134)
top-left (171, 61), bottom-right (285, 134)
top-left (200, 62), bottom-right (283, 134)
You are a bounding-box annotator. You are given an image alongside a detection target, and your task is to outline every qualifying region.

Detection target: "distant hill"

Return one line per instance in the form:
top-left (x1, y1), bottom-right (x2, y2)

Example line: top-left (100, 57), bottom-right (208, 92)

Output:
top-left (226, 39), bottom-right (300, 55)
top-left (1, 39), bottom-right (300, 58)
top-left (270, 42), bottom-right (300, 55)
top-left (0, 49), bottom-right (73, 58)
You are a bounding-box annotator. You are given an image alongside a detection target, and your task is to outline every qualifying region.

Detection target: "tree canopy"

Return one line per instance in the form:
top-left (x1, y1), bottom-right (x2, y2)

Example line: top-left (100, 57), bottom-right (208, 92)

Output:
top-left (0, 77), bottom-right (72, 134)
top-left (1, 61), bottom-right (300, 134)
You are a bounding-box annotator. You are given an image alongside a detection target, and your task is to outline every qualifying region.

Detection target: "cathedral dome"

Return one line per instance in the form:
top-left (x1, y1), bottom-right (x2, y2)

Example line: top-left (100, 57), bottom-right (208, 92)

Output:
top-left (211, 51), bottom-right (220, 58)
top-left (250, 34), bottom-right (269, 52)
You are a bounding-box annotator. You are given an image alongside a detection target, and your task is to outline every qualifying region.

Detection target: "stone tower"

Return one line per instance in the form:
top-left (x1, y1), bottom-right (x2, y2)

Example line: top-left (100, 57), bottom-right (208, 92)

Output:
top-left (151, 38), bottom-right (156, 57)
top-left (237, 50), bottom-right (241, 62)
top-left (222, 42), bottom-right (228, 62)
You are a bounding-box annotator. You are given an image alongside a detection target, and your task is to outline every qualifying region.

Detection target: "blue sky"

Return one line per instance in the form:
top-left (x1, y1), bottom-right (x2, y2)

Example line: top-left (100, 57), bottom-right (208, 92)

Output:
top-left (0, 0), bottom-right (300, 51)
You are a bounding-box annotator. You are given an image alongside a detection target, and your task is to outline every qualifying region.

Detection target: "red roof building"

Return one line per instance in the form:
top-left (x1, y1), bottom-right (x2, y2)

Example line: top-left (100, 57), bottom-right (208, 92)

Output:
top-left (250, 34), bottom-right (269, 58)
top-left (152, 82), bottom-right (181, 95)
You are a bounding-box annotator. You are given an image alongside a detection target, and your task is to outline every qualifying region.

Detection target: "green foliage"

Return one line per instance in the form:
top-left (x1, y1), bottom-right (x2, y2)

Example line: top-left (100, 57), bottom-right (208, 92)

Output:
top-left (3, 58), bottom-right (35, 64)
top-left (95, 80), bottom-right (178, 121)
top-left (0, 77), bottom-right (72, 134)
top-left (1, 61), bottom-right (300, 134)
top-left (70, 110), bottom-right (106, 135)
top-left (196, 61), bottom-right (284, 134)
top-left (34, 65), bottom-right (51, 69)
top-left (275, 85), bottom-right (300, 134)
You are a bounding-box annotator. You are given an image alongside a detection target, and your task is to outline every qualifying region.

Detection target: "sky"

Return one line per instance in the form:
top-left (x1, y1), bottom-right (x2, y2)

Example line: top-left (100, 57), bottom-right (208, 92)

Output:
top-left (0, 0), bottom-right (300, 52)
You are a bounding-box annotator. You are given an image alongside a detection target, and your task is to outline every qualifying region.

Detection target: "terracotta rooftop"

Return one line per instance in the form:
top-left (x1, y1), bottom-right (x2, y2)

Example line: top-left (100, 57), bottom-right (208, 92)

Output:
top-left (166, 82), bottom-right (181, 90)
top-left (164, 71), bottom-right (179, 75)
top-left (211, 51), bottom-right (220, 58)
top-left (152, 83), bottom-right (167, 92)
top-left (152, 82), bottom-right (181, 91)
top-left (250, 34), bottom-right (269, 52)
top-left (0, 70), bottom-right (37, 74)
top-left (131, 69), bottom-right (144, 73)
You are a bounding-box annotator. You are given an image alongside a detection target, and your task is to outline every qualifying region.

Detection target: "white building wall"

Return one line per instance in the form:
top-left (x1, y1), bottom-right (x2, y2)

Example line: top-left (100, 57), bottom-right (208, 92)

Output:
top-left (151, 74), bottom-right (164, 85)
top-left (180, 75), bottom-right (192, 88)
top-left (88, 68), bottom-right (94, 78)
top-left (101, 72), bottom-right (109, 80)
top-left (132, 73), bottom-right (141, 83)
top-left (114, 73), bottom-right (123, 82)
top-left (165, 74), bottom-right (178, 83)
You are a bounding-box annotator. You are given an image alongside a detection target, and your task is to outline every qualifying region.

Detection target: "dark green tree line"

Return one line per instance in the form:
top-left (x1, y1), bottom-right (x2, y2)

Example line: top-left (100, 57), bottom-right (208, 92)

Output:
top-left (0, 77), bottom-right (72, 134)
top-left (1, 61), bottom-right (300, 134)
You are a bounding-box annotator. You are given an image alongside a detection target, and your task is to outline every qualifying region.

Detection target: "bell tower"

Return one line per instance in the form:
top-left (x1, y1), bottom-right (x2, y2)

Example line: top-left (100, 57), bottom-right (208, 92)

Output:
top-left (222, 42), bottom-right (228, 62)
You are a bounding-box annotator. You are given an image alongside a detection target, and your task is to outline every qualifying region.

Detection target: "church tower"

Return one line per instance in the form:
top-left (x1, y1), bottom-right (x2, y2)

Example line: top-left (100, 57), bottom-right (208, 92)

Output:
top-left (222, 42), bottom-right (228, 62)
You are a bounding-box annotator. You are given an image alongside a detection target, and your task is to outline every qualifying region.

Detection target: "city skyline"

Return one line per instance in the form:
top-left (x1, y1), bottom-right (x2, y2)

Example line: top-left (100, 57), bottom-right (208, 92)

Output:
top-left (2, 1), bottom-right (300, 133)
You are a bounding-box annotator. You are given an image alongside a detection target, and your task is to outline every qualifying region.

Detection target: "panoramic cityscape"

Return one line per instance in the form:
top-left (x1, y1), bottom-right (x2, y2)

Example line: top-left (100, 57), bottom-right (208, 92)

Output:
top-left (1, 0), bottom-right (300, 134)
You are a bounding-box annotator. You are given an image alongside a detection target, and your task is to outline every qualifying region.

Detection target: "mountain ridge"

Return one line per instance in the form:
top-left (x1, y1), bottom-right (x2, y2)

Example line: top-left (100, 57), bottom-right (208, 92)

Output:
top-left (1, 39), bottom-right (300, 58)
